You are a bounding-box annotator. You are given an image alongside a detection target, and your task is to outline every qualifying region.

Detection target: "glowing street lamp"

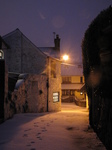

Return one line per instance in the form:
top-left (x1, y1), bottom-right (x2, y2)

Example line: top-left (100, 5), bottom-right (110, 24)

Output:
top-left (62, 54), bottom-right (69, 61)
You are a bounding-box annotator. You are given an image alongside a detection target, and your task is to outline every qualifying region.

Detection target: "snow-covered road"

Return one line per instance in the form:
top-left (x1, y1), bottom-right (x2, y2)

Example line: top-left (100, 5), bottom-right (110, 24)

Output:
top-left (0, 103), bottom-right (106, 150)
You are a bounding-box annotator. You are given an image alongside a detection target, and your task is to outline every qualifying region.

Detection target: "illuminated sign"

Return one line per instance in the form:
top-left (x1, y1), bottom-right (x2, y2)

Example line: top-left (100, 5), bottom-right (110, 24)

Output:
top-left (53, 92), bottom-right (59, 102)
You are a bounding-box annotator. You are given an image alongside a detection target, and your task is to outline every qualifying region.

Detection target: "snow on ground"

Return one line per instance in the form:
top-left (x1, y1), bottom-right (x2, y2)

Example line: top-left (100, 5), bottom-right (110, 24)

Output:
top-left (0, 103), bottom-right (106, 150)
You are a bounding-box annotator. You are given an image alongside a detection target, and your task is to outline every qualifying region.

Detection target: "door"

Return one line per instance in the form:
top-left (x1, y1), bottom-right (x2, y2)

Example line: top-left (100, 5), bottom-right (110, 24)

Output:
top-left (0, 60), bottom-right (5, 122)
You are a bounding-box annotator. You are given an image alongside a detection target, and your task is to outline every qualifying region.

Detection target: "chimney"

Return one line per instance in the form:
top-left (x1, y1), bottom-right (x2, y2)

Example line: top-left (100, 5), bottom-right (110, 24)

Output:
top-left (54, 34), bottom-right (60, 51)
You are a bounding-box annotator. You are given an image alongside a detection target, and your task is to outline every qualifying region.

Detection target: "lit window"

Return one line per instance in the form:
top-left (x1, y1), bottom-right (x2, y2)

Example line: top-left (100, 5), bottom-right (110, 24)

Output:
top-left (0, 50), bottom-right (4, 59)
top-left (80, 76), bottom-right (83, 83)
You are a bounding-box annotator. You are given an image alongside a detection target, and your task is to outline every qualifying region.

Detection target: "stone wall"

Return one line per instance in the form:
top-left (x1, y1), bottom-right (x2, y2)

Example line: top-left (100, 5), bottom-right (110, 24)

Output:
top-left (3, 29), bottom-right (47, 74)
top-left (3, 30), bottom-right (22, 72)
top-left (3, 69), bottom-right (61, 123)
top-left (48, 58), bottom-right (61, 111)
top-left (21, 35), bottom-right (47, 74)
top-left (4, 64), bottom-right (14, 121)
top-left (11, 74), bottom-right (47, 113)
top-left (2, 29), bottom-right (62, 114)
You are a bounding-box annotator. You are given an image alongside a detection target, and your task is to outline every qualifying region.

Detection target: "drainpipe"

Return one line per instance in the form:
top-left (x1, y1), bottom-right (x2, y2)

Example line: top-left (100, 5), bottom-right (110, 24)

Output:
top-left (21, 32), bottom-right (23, 73)
top-left (46, 57), bottom-right (49, 112)
top-left (46, 78), bottom-right (49, 112)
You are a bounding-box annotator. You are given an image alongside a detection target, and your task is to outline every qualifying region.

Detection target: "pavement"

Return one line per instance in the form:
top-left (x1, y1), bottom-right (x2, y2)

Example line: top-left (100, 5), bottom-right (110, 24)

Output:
top-left (0, 103), bottom-right (106, 150)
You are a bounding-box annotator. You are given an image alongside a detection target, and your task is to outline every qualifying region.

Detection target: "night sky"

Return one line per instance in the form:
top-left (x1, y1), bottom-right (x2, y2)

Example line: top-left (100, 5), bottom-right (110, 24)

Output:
top-left (0, 0), bottom-right (112, 63)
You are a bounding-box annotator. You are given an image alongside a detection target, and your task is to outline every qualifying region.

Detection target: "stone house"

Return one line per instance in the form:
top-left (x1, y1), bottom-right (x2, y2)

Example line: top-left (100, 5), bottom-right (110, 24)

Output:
top-left (1, 29), bottom-right (61, 116)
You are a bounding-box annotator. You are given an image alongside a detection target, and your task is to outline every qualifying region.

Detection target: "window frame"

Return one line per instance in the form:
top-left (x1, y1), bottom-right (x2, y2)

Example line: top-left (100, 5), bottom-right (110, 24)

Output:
top-left (62, 76), bottom-right (71, 83)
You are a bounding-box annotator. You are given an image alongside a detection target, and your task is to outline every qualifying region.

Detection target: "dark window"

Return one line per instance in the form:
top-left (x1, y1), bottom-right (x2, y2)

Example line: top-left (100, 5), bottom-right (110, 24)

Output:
top-left (62, 76), bottom-right (71, 83)
top-left (62, 90), bottom-right (67, 96)
top-left (51, 61), bottom-right (56, 78)
top-left (62, 90), bottom-right (75, 96)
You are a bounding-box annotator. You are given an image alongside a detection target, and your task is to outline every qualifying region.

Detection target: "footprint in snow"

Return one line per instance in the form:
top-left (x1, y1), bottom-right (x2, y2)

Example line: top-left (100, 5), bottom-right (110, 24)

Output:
top-left (31, 141), bottom-right (35, 143)
top-left (24, 128), bottom-right (31, 132)
top-left (37, 136), bottom-right (42, 140)
top-left (23, 134), bottom-right (28, 137)
top-left (34, 125), bottom-right (39, 127)
top-left (37, 132), bottom-right (41, 135)
top-left (26, 144), bottom-right (31, 147)
top-left (34, 122), bottom-right (39, 124)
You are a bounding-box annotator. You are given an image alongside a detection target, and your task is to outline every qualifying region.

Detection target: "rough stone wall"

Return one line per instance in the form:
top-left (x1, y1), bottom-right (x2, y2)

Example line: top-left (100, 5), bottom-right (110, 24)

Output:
top-left (4, 65), bottom-right (14, 120)
top-left (11, 74), bottom-right (47, 113)
top-left (21, 34), bottom-right (47, 74)
top-left (2, 29), bottom-right (61, 113)
top-left (3, 29), bottom-right (47, 74)
top-left (3, 30), bottom-right (22, 72)
top-left (48, 58), bottom-right (61, 111)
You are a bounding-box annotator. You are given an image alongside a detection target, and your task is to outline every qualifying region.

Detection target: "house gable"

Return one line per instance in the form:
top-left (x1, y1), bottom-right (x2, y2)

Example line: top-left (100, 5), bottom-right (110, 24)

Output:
top-left (2, 29), bottom-right (47, 74)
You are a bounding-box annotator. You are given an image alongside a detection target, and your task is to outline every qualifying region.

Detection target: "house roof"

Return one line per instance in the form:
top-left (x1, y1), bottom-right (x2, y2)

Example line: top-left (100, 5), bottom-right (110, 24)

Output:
top-left (61, 63), bottom-right (83, 76)
top-left (61, 83), bottom-right (84, 90)
top-left (2, 28), bottom-right (47, 57)
top-left (38, 47), bottom-right (60, 59)
top-left (80, 84), bottom-right (86, 92)
top-left (0, 36), bottom-right (10, 49)
top-left (2, 28), bottom-right (60, 61)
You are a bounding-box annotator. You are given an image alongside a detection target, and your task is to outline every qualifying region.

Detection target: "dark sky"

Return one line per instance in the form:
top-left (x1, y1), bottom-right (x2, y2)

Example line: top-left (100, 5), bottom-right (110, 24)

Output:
top-left (0, 0), bottom-right (112, 63)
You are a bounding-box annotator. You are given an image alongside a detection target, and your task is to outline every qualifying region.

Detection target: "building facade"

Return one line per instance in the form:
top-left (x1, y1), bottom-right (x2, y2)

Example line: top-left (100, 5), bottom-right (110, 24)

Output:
top-left (1, 29), bottom-right (61, 115)
top-left (61, 64), bottom-right (87, 107)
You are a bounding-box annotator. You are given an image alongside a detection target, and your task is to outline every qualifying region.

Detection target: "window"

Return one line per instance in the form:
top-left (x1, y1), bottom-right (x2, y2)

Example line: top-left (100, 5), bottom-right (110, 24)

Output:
top-left (0, 50), bottom-right (4, 59)
top-left (62, 90), bottom-right (75, 96)
top-left (62, 76), bottom-right (71, 83)
top-left (62, 90), bottom-right (66, 96)
top-left (51, 60), bottom-right (56, 78)
top-left (53, 92), bottom-right (59, 102)
top-left (70, 90), bottom-right (75, 96)
top-left (80, 76), bottom-right (83, 83)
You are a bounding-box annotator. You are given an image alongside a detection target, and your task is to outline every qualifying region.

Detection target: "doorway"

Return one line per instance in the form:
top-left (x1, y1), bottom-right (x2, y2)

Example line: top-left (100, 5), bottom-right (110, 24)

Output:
top-left (0, 60), bottom-right (5, 122)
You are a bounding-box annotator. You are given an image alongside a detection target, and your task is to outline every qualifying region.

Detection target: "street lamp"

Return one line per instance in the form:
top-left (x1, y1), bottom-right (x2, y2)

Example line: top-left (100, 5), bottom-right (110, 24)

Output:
top-left (62, 54), bottom-right (69, 61)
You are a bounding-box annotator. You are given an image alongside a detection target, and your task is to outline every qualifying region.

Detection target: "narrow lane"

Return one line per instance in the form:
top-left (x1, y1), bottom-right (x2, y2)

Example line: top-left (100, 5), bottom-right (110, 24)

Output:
top-left (0, 103), bottom-right (106, 150)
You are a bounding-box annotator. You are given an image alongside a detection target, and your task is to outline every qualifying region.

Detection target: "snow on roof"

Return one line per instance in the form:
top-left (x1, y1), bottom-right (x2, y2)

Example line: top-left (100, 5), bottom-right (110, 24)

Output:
top-left (15, 79), bottom-right (24, 90)
top-left (38, 47), bottom-right (60, 59)
top-left (61, 64), bottom-right (83, 76)
top-left (61, 83), bottom-right (84, 90)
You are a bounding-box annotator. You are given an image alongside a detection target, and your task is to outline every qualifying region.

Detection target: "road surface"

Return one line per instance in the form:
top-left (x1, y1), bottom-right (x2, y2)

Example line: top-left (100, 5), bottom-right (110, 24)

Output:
top-left (0, 103), bottom-right (106, 150)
